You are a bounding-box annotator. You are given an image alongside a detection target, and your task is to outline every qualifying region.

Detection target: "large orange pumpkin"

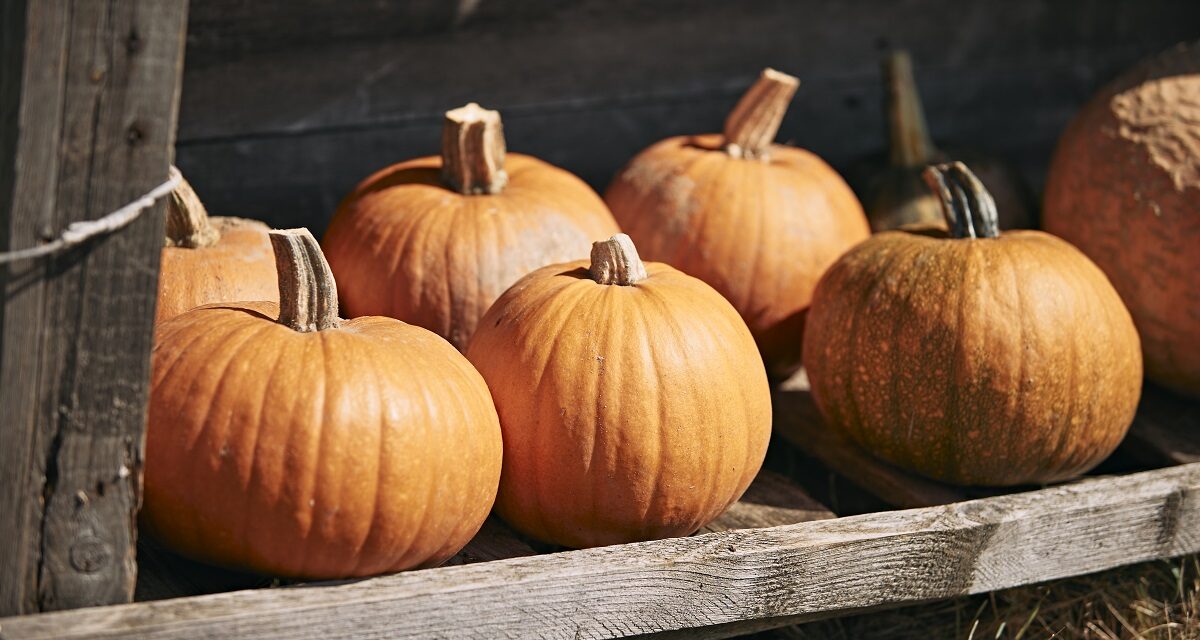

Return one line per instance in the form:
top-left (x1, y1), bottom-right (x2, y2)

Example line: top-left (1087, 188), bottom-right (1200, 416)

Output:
top-left (803, 163), bottom-right (1142, 486)
top-left (851, 51), bottom-right (1034, 232)
top-left (605, 69), bottom-right (871, 379)
top-left (156, 166), bottom-right (278, 323)
top-left (323, 103), bottom-right (620, 350)
top-left (466, 234), bottom-right (772, 548)
top-left (143, 229), bottom-right (502, 578)
top-left (1043, 42), bottom-right (1200, 396)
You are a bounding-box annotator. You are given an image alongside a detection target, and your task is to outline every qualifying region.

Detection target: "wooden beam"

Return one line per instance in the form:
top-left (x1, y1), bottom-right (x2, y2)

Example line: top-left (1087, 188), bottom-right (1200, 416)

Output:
top-left (1123, 384), bottom-right (1200, 467)
top-left (0, 0), bottom-right (188, 615)
top-left (3, 463), bottom-right (1196, 639)
top-left (702, 470), bottom-right (835, 533)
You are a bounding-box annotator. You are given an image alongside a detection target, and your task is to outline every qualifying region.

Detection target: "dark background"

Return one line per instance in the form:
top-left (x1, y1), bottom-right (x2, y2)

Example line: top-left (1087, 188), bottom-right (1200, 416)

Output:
top-left (174, 0), bottom-right (1200, 230)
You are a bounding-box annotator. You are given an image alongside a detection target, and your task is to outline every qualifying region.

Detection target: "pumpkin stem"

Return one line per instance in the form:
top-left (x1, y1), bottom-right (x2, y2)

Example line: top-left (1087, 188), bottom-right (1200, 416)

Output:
top-left (442, 103), bottom-right (508, 195)
top-left (164, 166), bottom-right (219, 248)
top-left (884, 51), bottom-right (936, 168)
top-left (921, 162), bottom-right (1000, 239)
top-left (723, 68), bottom-right (800, 160)
top-left (269, 228), bottom-right (340, 332)
top-left (590, 233), bottom-right (647, 286)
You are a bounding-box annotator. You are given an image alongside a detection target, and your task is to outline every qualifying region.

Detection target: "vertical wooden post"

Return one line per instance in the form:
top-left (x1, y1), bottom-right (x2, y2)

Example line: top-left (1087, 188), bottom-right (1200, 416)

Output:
top-left (0, 0), bottom-right (188, 615)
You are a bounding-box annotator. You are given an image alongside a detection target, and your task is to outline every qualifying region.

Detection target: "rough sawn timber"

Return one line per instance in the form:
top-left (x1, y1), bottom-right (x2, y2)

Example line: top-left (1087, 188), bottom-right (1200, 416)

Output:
top-left (2, 462), bottom-right (1196, 640)
top-left (0, 0), bottom-right (188, 615)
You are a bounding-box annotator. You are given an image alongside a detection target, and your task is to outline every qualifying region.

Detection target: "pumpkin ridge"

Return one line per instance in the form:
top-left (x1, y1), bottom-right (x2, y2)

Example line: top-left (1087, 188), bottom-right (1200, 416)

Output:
top-left (347, 347), bottom-right (387, 575)
top-left (227, 316), bottom-right (296, 568)
top-left (627, 283), bottom-right (673, 531)
top-left (844, 240), bottom-right (912, 459)
top-left (885, 238), bottom-right (936, 470)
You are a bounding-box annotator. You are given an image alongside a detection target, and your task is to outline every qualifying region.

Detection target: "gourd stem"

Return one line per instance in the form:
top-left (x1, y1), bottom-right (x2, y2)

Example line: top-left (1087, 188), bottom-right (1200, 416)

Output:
top-left (164, 166), bottom-right (219, 248)
top-left (441, 103), bottom-right (508, 195)
top-left (269, 228), bottom-right (340, 332)
top-left (884, 51), bottom-right (936, 167)
top-left (590, 233), bottom-right (647, 286)
top-left (723, 68), bottom-right (800, 161)
top-left (921, 162), bottom-right (1000, 239)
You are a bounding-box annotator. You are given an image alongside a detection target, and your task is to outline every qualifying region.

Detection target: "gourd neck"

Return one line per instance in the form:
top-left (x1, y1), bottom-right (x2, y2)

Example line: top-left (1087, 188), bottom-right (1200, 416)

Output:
top-left (164, 166), bottom-right (219, 248)
top-left (884, 51), bottom-right (936, 167)
top-left (590, 234), bottom-right (647, 286)
top-left (441, 103), bottom-right (508, 195)
top-left (269, 228), bottom-right (340, 331)
top-left (723, 68), bottom-right (800, 161)
top-left (921, 162), bottom-right (1000, 239)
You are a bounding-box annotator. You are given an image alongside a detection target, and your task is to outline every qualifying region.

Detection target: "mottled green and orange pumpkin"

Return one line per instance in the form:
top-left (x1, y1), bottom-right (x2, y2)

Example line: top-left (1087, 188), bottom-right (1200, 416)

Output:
top-left (324, 103), bottom-right (620, 350)
top-left (144, 229), bottom-right (502, 578)
top-left (803, 163), bottom-right (1142, 486)
top-left (605, 69), bottom-right (870, 379)
top-left (466, 234), bottom-right (772, 547)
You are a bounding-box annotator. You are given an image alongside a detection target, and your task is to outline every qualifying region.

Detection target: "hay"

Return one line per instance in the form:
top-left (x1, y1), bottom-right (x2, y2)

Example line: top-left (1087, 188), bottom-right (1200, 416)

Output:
top-left (761, 555), bottom-right (1199, 639)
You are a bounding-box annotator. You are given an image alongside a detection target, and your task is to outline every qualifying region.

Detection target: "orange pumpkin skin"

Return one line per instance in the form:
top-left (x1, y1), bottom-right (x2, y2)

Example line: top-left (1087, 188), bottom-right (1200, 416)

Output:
top-left (605, 133), bottom-right (870, 379)
top-left (1043, 42), bottom-right (1200, 396)
top-left (465, 257), bottom-right (772, 548)
top-left (156, 217), bottom-right (279, 323)
top-left (803, 229), bottom-right (1142, 486)
top-left (143, 303), bottom-right (503, 578)
top-left (323, 153), bottom-right (620, 350)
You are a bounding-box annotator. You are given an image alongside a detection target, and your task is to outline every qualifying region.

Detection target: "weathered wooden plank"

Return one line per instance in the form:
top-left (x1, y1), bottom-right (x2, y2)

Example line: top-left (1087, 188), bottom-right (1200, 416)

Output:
top-left (442, 517), bottom-right (539, 566)
top-left (702, 471), bottom-right (835, 534)
top-left (0, 0), bottom-right (188, 615)
top-left (773, 372), bottom-right (968, 508)
top-left (134, 540), bottom-right (272, 603)
top-left (3, 463), bottom-right (1196, 640)
top-left (1123, 384), bottom-right (1200, 467)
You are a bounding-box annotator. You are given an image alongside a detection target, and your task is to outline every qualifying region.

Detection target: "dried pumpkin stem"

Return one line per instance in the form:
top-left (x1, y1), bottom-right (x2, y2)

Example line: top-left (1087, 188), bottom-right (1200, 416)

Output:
top-left (885, 50), bottom-right (936, 167)
top-left (442, 103), bottom-right (508, 195)
top-left (269, 228), bottom-right (340, 332)
top-left (922, 162), bottom-right (1000, 239)
top-left (590, 233), bottom-right (647, 286)
top-left (164, 166), bottom-right (219, 248)
top-left (723, 68), bottom-right (800, 160)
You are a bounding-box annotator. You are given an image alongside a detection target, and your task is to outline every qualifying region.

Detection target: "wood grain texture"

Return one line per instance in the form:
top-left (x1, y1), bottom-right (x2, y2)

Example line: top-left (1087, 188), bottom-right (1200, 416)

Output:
top-left (3, 463), bottom-right (1197, 640)
top-left (1123, 384), bottom-right (1200, 467)
top-left (0, 0), bottom-right (188, 615)
top-left (773, 372), bottom-right (968, 508)
top-left (702, 471), bottom-right (835, 533)
top-left (171, 0), bottom-right (1200, 231)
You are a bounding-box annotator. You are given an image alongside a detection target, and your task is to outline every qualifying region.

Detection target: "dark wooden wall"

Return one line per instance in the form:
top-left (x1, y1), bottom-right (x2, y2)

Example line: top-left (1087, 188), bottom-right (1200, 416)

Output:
top-left (174, 0), bottom-right (1200, 231)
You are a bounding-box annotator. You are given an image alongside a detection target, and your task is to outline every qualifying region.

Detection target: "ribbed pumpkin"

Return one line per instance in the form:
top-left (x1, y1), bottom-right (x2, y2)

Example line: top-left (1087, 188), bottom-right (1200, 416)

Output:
top-left (143, 229), bottom-right (502, 578)
top-left (466, 234), bottom-right (772, 548)
top-left (1043, 42), bottom-right (1200, 396)
top-left (605, 69), bottom-right (870, 379)
top-left (323, 103), bottom-right (620, 350)
top-left (803, 163), bottom-right (1142, 486)
top-left (851, 51), bottom-right (1034, 232)
top-left (156, 166), bottom-right (278, 323)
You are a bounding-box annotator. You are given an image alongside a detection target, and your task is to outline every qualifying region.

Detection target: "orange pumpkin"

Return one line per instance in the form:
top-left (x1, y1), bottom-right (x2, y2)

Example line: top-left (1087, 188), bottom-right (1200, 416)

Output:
top-left (156, 167), bottom-right (278, 323)
top-left (604, 69), bottom-right (870, 379)
top-left (143, 229), bottom-right (502, 578)
top-left (466, 234), bottom-right (772, 548)
top-left (851, 51), bottom-right (1034, 232)
top-left (323, 103), bottom-right (620, 350)
top-left (803, 163), bottom-right (1142, 486)
top-left (1043, 42), bottom-right (1200, 396)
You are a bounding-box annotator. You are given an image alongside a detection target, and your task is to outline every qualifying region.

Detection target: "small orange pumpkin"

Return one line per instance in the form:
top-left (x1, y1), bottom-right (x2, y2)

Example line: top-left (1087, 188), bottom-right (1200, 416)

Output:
top-left (605, 69), bottom-right (870, 379)
top-left (156, 167), bottom-right (278, 323)
top-left (466, 234), bottom-right (772, 548)
top-left (144, 229), bottom-right (502, 578)
top-left (803, 163), bottom-right (1142, 486)
top-left (1043, 42), bottom-right (1200, 396)
top-left (323, 103), bottom-right (620, 350)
